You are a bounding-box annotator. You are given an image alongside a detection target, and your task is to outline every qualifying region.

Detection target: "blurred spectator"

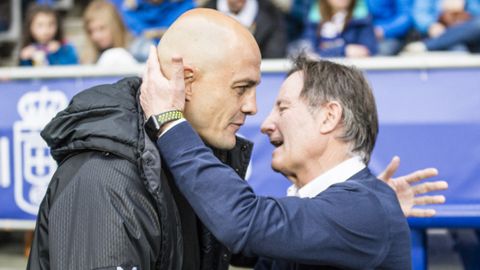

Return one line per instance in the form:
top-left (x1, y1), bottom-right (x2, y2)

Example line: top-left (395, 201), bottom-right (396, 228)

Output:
top-left (295, 0), bottom-right (377, 58)
top-left (287, 0), bottom-right (312, 41)
top-left (0, 1), bottom-right (11, 32)
top-left (82, 0), bottom-right (138, 66)
top-left (366, 0), bottom-right (413, 55)
top-left (110, 0), bottom-right (196, 61)
top-left (203, 0), bottom-right (287, 58)
top-left (405, 0), bottom-right (480, 53)
top-left (19, 4), bottom-right (78, 66)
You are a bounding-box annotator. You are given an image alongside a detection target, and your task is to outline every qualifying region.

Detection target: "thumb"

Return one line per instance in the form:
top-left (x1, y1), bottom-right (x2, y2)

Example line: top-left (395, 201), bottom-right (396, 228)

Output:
top-left (378, 156), bottom-right (400, 182)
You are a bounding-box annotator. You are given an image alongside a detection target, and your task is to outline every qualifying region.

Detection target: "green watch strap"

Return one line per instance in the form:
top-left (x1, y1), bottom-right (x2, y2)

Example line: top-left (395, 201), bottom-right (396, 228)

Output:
top-left (155, 110), bottom-right (184, 125)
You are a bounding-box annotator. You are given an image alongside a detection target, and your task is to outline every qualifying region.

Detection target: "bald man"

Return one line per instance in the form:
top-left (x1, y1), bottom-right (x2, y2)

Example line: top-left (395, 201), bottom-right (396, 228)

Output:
top-left (27, 8), bottom-right (260, 270)
top-left (29, 8), bottom-right (445, 270)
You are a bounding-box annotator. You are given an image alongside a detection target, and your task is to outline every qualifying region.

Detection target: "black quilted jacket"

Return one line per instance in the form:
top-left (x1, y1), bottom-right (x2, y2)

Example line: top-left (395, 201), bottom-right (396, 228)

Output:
top-left (26, 77), bottom-right (255, 270)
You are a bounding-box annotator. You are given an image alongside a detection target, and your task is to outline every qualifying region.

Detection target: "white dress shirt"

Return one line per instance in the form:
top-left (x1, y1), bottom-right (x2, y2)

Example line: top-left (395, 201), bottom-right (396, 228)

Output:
top-left (287, 156), bottom-right (366, 198)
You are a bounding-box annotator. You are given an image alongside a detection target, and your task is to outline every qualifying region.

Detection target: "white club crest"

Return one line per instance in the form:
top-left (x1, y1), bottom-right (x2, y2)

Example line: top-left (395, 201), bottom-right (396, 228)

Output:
top-left (10, 87), bottom-right (68, 214)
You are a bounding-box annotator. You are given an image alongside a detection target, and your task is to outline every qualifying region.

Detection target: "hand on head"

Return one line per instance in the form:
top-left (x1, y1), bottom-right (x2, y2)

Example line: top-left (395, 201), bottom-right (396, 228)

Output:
top-left (139, 45), bottom-right (186, 119)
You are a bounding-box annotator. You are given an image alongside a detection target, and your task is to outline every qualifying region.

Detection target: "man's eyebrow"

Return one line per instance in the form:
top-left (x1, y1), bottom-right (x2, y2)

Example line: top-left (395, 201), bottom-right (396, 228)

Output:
top-left (276, 99), bottom-right (291, 106)
top-left (232, 79), bottom-right (261, 87)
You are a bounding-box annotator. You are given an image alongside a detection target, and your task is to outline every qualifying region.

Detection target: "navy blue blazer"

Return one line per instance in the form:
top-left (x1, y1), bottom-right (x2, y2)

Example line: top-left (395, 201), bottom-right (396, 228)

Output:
top-left (157, 122), bottom-right (411, 269)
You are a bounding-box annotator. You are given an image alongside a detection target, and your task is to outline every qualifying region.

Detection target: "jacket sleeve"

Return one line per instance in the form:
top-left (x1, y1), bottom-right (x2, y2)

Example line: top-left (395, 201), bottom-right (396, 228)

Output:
top-left (413, 0), bottom-right (438, 35)
top-left (380, 0), bottom-right (413, 39)
top-left (28, 152), bottom-right (162, 270)
top-left (48, 43), bottom-right (79, 65)
top-left (357, 21), bottom-right (379, 56)
top-left (157, 122), bottom-right (391, 268)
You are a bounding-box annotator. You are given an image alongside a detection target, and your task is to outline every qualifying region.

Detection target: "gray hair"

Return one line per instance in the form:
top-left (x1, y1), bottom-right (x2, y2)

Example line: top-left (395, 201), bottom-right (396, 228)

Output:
top-left (288, 55), bottom-right (379, 164)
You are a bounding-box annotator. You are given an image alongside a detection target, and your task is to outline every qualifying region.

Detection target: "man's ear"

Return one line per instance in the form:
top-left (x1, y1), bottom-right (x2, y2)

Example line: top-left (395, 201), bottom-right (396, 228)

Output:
top-left (184, 65), bottom-right (195, 101)
top-left (319, 101), bottom-right (343, 134)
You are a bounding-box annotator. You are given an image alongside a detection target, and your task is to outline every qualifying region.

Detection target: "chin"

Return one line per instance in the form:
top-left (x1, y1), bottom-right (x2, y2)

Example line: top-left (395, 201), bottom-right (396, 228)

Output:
top-left (208, 135), bottom-right (236, 150)
top-left (271, 159), bottom-right (283, 173)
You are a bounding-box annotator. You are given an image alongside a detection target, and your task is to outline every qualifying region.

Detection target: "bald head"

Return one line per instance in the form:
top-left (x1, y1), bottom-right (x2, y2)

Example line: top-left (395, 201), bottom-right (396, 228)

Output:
top-left (155, 9), bottom-right (261, 150)
top-left (157, 8), bottom-right (260, 77)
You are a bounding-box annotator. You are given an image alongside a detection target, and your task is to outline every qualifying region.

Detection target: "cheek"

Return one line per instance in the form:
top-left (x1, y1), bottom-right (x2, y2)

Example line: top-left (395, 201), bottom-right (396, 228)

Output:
top-left (31, 25), bottom-right (41, 37)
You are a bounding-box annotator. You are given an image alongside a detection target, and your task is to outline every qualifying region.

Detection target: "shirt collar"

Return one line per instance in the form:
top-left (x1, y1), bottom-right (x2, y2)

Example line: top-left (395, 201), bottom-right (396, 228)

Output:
top-left (287, 156), bottom-right (366, 198)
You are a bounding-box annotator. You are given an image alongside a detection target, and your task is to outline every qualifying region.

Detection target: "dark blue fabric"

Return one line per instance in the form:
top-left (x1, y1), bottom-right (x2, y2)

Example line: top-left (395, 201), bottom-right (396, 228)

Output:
top-left (302, 17), bottom-right (378, 57)
top-left (157, 121), bottom-right (411, 269)
top-left (424, 16), bottom-right (480, 52)
top-left (19, 43), bottom-right (78, 66)
top-left (413, 0), bottom-right (480, 34)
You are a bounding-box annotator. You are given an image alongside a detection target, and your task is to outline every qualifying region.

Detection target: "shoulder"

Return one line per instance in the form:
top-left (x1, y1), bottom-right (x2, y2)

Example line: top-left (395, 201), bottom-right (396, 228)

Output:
top-left (49, 151), bottom-right (159, 220)
top-left (57, 151), bottom-right (143, 195)
top-left (316, 171), bottom-right (403, 229)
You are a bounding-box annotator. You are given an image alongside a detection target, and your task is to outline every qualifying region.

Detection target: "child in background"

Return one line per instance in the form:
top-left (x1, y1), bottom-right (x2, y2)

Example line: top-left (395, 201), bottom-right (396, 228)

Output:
top-left (82, 0), bottom-right (137, 66)
top-left (301, 0), bottom-right (377, 58)
top-left (19, 4), bottom-right (78, 66)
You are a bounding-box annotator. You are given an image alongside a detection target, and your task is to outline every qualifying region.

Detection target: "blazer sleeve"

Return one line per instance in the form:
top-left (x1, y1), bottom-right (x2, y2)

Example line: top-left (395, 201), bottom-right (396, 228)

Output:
top-left (157, 122), bottom-right (391, 268)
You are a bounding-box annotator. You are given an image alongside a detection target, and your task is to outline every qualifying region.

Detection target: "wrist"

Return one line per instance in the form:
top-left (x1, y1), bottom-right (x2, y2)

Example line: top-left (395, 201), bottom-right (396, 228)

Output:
top-left (144, 110), bottom-right (184, 141)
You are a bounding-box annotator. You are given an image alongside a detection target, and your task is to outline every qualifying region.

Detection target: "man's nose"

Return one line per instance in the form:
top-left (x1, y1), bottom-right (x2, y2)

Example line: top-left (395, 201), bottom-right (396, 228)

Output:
top-left (260, 112), bottom-right (275, 135)
top-left (241, 90), bottom-right (257, 116)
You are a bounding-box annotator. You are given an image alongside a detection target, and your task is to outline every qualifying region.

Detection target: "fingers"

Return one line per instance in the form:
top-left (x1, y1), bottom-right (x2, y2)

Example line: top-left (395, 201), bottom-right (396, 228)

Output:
top-left (147, 45), bottom-right (161, 78)
top-left (413, 181), bottom-right (448, 195)
top-left (378, 156), bottom-right (400, 181)
top-left (414, 195), bottom-right (446, 205)
top-left (170, 55), bottom-right (185, 91)
top-left (409, 208), bottom-right (437, 218)
top-left (403, 168), bottom-right (439, 184)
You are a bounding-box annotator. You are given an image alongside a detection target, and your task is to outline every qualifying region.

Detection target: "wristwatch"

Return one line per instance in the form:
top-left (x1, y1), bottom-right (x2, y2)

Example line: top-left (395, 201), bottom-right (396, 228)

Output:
top-left (145, 110), bottom-right (184, 140)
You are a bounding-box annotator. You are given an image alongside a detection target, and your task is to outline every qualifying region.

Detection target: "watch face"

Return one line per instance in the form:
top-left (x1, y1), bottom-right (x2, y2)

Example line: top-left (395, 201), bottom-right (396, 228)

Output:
top-left (145, 115), bottom-right (161, 140)
top-left (145, 111), bottom-right (184, 140)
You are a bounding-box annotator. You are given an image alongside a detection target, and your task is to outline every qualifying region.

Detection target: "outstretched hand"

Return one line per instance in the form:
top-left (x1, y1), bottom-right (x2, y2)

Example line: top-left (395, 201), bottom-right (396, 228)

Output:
top-left (378, 156), bottom-right (448, 217)
top-left (140, 45), bottom-right (186, 119)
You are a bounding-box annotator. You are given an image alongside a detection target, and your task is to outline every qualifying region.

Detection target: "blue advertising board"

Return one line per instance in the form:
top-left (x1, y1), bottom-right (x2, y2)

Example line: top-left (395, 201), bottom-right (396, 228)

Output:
top-left (0, 67), bottom-right (479, 223)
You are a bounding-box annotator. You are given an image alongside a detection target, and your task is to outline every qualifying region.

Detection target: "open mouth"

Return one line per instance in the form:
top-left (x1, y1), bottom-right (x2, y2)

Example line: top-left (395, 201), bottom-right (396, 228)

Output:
top-left (270, 140), bottom-right (283, 148)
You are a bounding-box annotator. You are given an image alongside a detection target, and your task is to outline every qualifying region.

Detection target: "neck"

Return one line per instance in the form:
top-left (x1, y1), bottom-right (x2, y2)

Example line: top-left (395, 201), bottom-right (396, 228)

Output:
top-left (286, 141), bottom-right (352, 188)
top-left (332, 8), bottom-right (347, 15)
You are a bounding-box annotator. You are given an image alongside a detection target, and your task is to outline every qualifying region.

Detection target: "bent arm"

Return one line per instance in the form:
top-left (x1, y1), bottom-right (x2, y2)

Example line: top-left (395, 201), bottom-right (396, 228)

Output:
top-left (158, 122), bottom-right (390, 268)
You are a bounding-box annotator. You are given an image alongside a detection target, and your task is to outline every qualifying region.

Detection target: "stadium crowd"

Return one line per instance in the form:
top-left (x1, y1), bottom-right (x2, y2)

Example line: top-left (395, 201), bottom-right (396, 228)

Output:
top-left (4, 0), bottom-right (480, 67)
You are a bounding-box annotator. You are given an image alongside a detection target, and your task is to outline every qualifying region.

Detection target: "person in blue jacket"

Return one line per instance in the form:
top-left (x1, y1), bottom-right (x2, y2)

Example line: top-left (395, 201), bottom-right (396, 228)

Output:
top-left (138, 16), bottom-right (448, 266)
top-left (110, 0), bottom-right (196, 61)
top-left (406, 0), bottom-right (480, 53)
top-left (301, 0), bottom-right (377, 57)
top-left (365, 0), bottom-right (413, 55)
top-left (19, 4), bottom-right (78, 66)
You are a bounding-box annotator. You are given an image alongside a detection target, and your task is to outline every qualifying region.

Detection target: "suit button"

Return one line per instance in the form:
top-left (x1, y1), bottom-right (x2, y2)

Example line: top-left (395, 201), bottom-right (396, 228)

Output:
top-left (241, 145), bottom-right (248, 151)
top-left (222, 253), bottom-right (229, 261)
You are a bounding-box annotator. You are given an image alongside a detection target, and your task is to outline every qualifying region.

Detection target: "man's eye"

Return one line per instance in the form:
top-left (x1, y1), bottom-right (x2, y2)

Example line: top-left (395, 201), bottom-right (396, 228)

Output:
top-left (236, 86), bottom-right (248, 95)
